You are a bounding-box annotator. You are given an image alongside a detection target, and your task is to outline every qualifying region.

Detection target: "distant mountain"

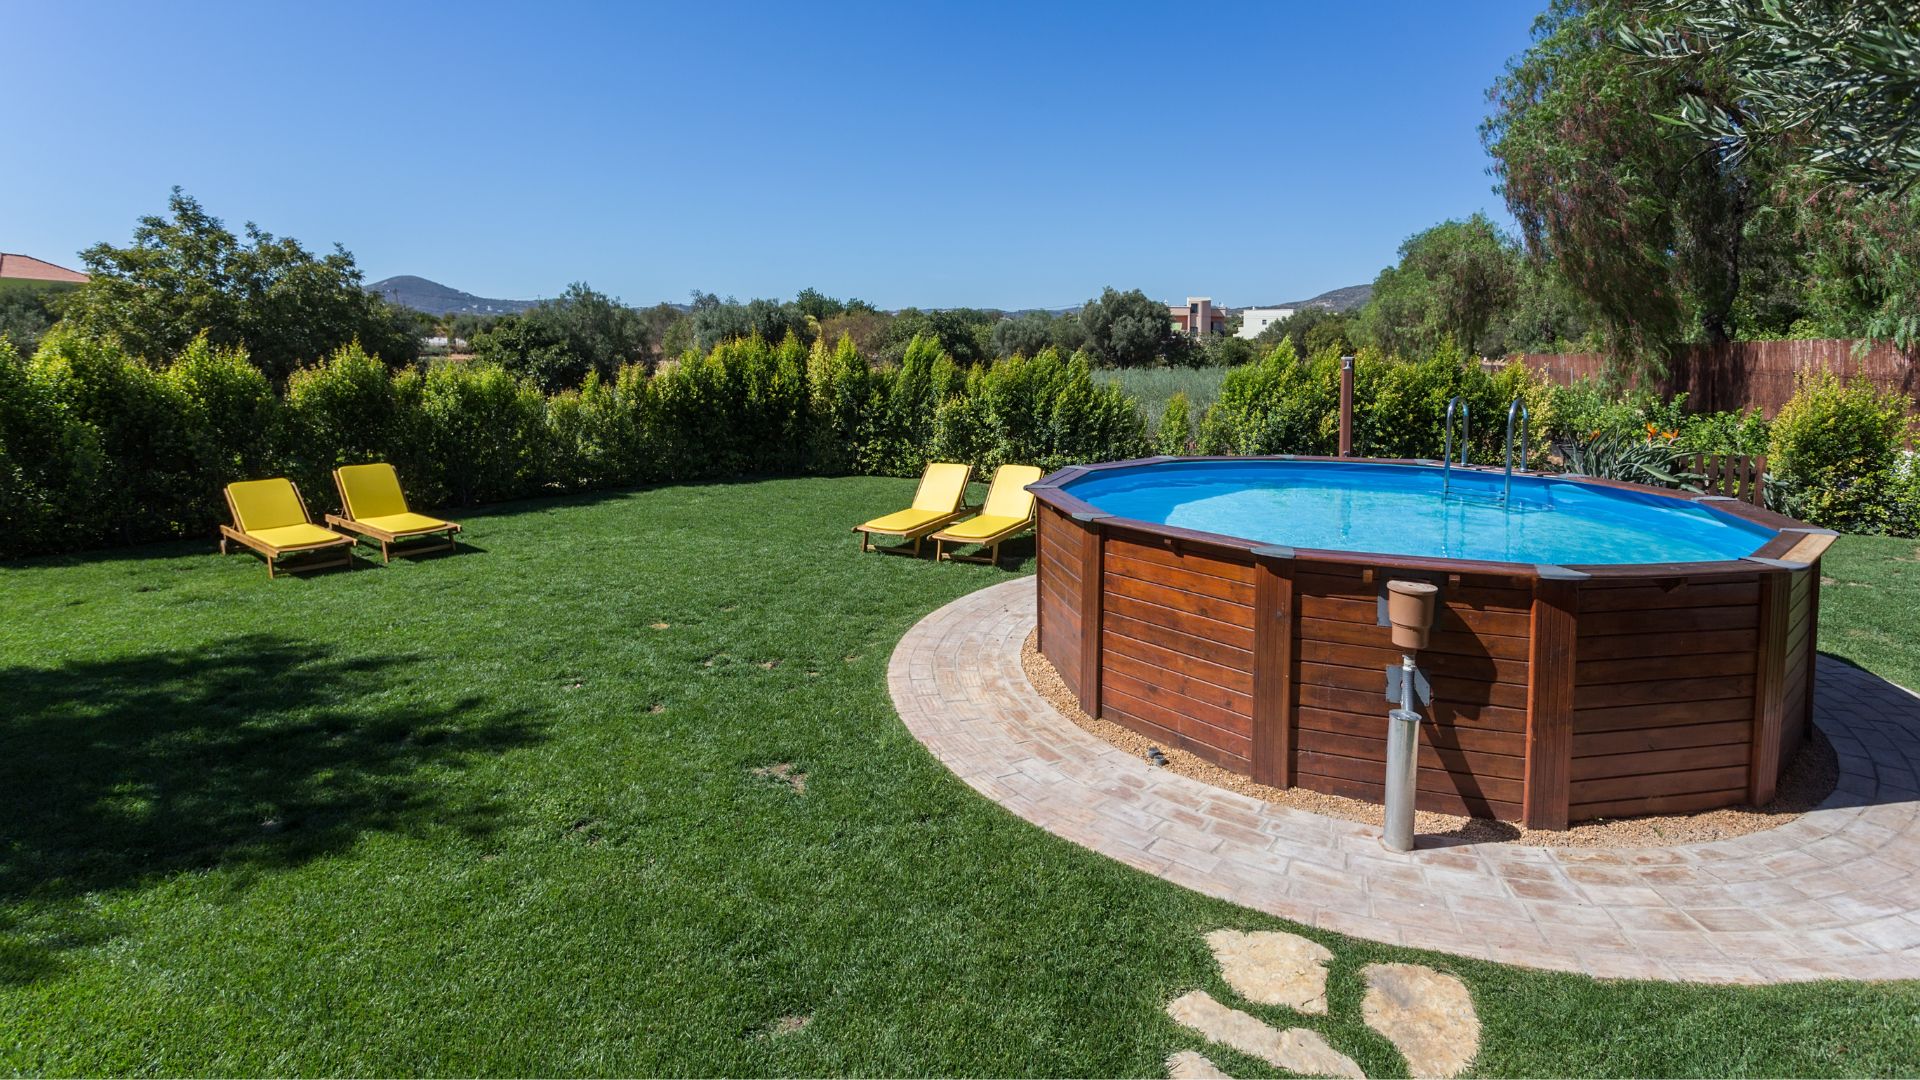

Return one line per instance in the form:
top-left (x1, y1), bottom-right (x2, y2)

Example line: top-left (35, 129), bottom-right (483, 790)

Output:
top-left (1272, 284), bottom-right (1371, 313)
top-left (367, 275), bottom-right (539, 316)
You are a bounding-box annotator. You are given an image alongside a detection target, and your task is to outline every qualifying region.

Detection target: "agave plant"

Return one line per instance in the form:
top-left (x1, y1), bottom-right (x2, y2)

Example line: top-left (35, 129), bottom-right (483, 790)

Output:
top-left (1561, 427), bottom-right (1700, 491)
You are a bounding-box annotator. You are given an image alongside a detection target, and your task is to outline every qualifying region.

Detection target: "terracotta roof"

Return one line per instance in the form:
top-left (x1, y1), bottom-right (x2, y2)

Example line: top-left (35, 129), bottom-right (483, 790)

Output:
top-left (0, 253), bottom-right (89, 283)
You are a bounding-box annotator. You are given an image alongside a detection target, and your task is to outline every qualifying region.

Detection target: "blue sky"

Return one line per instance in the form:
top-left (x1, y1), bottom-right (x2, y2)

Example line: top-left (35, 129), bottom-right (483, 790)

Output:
top-left (4, 2), bottom-right (1542, 310)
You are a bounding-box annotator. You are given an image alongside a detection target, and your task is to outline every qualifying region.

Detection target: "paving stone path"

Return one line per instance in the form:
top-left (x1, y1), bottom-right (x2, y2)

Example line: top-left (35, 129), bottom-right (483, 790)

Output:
top-left (1167, 928), bottom-right (1478, 1078)
top-left (1361, 963), bottom-right (1479, 1078)
top-left (889, 577), bottom-right (1920, 984)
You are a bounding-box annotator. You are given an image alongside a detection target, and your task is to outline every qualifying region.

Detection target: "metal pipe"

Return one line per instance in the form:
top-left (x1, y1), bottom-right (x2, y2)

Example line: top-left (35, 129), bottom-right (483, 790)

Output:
top-left (1442, 396), bottom-right (1469, 497)
top-left (1504, 397), bottom-right (1531, 504)
top-left (1383, 654), bottom-right (1420, 853)
top-left (1338, 355), bottom-right (1355, 457)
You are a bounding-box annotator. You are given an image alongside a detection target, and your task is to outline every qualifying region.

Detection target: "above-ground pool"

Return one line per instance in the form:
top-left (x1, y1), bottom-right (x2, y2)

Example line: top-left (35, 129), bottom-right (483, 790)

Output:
top-left (1029, 456), bottom-right (1834, 828)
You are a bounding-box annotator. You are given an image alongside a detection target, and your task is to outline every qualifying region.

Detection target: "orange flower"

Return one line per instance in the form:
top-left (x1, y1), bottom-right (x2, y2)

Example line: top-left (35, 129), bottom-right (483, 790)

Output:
top-left (1644, 421), bottom-right (1659, 436)
top-left (1662, 428), bottom-right (1678, 440)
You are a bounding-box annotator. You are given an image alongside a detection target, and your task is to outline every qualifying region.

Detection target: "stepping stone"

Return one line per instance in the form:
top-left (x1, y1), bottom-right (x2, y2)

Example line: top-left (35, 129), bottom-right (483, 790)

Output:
top-left (1166, 990), bottom-right (1365, 1079)
top-left (1166, 1050), bottom-right (1233, 1079)
top-left (1205, 928), bottom-right (1333, 1015)
top-left (1360, 963), bottom-right (1479, 1079)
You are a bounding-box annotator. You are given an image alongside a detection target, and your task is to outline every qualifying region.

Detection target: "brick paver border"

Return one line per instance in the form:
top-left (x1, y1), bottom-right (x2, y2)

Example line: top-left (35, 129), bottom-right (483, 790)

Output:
top-left (890, 577), bottom-right (1920, 984)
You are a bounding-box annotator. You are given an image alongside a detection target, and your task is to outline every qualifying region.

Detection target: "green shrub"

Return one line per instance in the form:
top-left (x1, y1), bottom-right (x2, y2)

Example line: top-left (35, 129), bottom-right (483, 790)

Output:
top-left (1674, 409), bottom-right (1770, 456)
top-left (0, 339), bottom-right (112, 555)
top-left (864, 334), bottom-right (964, 476)
top-left (27, 327), bottom-right (200, 543)
top-left (931, 348), bottom-right (1148, 474)
top-left (649, 334), bottom-right (812, 481)
top-left (1548, 381), bottom-right (1688, 444)
top-left (1156, 393), bottom-right (1193, 456)
top-left (1197, 340), bottom-right (1340, 455)
top-left (544, 383), bottom-right (605, 492)
top-left (807, 334), bottom-right (885, 475)
top-left (165, 335), bottom-right (282, 509)
top-left (1769, 372), bottom-right (1917, 534)
top-left (417, 361), bottom-right (550, 505)
top-left (285, 341), bottom-right (424, 502)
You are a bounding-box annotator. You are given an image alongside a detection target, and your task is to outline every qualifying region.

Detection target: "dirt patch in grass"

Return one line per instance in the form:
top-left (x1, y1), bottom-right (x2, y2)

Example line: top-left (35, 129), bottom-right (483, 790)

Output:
top-left (1020, 630), bottom-right (1837, 849)
top-left (766, 1014), bottom-right (811, 1036)
top-left (751, 762), bottom-right (807, 795)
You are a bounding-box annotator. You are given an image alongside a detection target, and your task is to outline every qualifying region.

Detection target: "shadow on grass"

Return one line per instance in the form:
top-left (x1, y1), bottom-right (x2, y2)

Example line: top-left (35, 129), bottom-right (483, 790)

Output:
top-left (0, 635), bottom-right (542, 985)
top-left (869, 533), bottom-right (1037, 569)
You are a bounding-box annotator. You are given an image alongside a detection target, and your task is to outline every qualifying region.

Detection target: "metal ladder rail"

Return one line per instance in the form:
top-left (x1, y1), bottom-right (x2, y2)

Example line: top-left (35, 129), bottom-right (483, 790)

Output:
top-left (1503, 397), bottom-right (1530, 505)
top-left (1442, 395), bottom-right (1469, 497)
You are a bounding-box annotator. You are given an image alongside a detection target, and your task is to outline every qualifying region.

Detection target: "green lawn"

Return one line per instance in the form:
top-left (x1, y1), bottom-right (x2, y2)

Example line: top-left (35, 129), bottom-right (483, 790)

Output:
top-left (2, 477), bottom-right (1917, 1076)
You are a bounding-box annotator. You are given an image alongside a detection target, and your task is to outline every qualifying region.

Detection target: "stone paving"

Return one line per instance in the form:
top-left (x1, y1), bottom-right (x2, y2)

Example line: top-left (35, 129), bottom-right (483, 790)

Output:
top-left (889, 577), bottom-right (1920, 984)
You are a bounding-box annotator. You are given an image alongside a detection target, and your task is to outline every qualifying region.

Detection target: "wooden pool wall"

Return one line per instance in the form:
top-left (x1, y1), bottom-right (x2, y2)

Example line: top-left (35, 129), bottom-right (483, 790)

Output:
top-left (1031, 456), bottom-right (1832, 829)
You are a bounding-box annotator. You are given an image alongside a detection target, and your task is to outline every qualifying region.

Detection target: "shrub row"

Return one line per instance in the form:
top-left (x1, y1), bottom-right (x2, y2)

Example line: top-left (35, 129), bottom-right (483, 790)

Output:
top-left (4, 327), bottom-right (1914, 559)
top-left (0, 331), bottom-right (1151, 558)
top-left (1196, 339), bottom-right (1559, 466)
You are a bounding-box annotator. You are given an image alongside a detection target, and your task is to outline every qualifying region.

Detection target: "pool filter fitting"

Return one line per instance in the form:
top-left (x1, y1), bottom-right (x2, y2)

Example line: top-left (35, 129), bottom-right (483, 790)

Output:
top-left (1382, 580), bottom-right (1438, 853)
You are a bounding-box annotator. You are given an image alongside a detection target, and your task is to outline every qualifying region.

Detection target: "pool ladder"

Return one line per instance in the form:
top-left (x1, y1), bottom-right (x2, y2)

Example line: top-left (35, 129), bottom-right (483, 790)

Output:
top-left (1441, 395), bottom-right (1530, 505)
top-left (1503, 397), bottom-right (1530, 504)
top-left (1441, 397), bottom-right (1469, 497)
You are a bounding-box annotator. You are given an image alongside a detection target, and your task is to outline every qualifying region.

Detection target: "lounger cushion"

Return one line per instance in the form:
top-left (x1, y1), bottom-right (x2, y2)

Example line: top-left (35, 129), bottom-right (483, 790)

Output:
top-left (227, 478), bottom-right (310, 532)
top-left (248, 523), bottom-right (350, 550)
top-left (858, 508), bottom-right (950, 535)
top-left (911, 462), bottom-right (972, 513)
top-left (357, 512), bottom-right (457, 536)
top-left (934, 513), bottom-right (1027, 543)
top-left (336, 463), bottom-right (410, 520)
top-left (981, 464), bottom-right (1044, 518)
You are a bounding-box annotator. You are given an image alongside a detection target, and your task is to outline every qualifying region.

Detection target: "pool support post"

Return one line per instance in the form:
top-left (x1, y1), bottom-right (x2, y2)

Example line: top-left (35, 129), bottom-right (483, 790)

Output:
top-left (1251, 546), bottom-right (1297, 789)
top-left (1523, 572), bottom-right (1580, 830)
top-left (1382, 580), bottom-right (1439, 852)
top-left (1748, 567), bottom-right (1793, 805)
top-left (1071, 511), bottom-right (1109, 718)
top-left (1338, 355), bottom-right (1355, 457)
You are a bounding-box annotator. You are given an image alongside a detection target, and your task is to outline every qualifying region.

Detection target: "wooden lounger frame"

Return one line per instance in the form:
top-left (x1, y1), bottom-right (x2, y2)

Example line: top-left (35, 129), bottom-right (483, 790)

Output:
top-left (324, 510), bottom-right (462, 563)
top-left (217, 482), bottom-right (354, 579)
top-left (852, 507), bottom-right (973, 557)
top-left (932, 511), bottom-right (1035, 567)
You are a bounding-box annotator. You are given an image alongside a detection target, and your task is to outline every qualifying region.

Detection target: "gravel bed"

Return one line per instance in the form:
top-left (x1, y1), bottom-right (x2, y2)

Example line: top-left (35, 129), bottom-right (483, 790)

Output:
top-left (1019, 630), bottom-right (1837, 849)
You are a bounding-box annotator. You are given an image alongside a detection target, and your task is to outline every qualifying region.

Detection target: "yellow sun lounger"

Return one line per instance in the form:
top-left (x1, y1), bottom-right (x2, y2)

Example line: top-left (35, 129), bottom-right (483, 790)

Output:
top-left (219, 478), bottom-right (355, 578)
top-left (852, 461), bottom-right (974, 555)
top-left (930, 464), bottom-right (1044, 565)
top-left (325, 463), bottom-right (463, 563)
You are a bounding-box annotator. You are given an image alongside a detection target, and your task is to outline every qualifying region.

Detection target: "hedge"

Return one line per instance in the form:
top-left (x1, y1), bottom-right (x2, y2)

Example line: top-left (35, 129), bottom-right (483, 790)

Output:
top-left (0, 331), bottom-right (1147, 559)
top-left (4, 328), bottom-right (1913, 560)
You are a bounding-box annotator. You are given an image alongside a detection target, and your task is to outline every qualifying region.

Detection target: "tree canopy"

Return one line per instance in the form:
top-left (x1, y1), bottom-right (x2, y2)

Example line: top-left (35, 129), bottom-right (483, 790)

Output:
top-left (1617, 0), bottom-right (1920, 196)
top-left (1481, 0), bottom-right (1821, 374)
top-left (1361, 214), bottom-right (1521, 357)
top-left (60, 189), bottom-right (419, 382)
top-left (1079, 287), bottom-right (1183, 368)
top-left (469, 283), bottom-right (652, 392)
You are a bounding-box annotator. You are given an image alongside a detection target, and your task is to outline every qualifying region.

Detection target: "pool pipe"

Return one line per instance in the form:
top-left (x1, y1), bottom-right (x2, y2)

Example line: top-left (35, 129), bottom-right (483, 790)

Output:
top-left (1441, 396), bottom-right (1469, 497)
top-left (1383, 580), bottom-right (1438, 853)
top-left (1338, 355), bottom-right (1355, 457)
top-left (1504, 397), bottom-right (1531, 504)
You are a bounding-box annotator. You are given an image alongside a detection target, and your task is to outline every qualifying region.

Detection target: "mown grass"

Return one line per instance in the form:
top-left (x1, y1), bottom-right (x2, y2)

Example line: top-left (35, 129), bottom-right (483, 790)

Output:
top-left (1098, 367), bottom-right (1232, 428)
top-left (1, 477), bottom-right (1916, 1076)
top-left (1813, 532), bottom-right (1920, 691)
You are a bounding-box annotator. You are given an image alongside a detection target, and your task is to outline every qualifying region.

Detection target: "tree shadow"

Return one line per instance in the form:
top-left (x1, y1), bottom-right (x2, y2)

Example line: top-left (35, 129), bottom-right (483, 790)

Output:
top-left (0, 634), bottom-right (542, 985)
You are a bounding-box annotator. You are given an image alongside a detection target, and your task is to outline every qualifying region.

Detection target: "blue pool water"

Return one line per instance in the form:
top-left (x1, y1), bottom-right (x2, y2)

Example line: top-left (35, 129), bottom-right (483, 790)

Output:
top-left (1062, 460), bottom-right (1774, 566)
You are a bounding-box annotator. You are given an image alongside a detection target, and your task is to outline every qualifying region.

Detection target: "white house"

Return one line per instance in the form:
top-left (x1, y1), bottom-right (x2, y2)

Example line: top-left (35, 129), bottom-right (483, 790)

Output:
top-left (1236, 306), bottom-right (1295, 340)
